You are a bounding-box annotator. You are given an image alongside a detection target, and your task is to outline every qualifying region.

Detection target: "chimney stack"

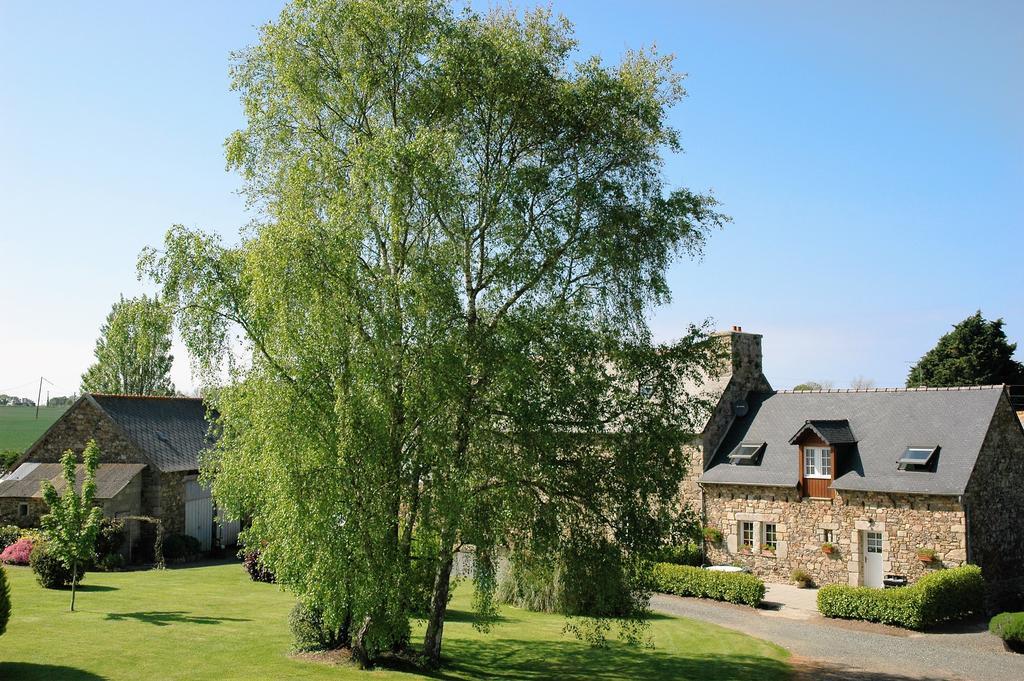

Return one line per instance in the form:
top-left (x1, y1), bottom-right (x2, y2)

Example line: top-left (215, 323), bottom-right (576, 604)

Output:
top-left (731, 325), bottom-right (742, 333)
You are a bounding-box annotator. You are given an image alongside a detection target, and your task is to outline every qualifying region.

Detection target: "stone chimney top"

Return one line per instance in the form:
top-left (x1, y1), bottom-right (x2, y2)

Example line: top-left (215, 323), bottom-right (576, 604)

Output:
top-left (731, 325), bottom-right (742, 332)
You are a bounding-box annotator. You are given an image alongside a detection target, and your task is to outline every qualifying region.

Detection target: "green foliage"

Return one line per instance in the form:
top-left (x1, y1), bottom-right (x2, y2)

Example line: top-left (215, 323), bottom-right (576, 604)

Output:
top-left (142, 0), bottom-right (727, 665)
top-left (907, 311), bottom-right (1024, 387)
top-left (31, 541), bottom-right (85, 589)
top-left (162, 533), bottom-right (202, 563)
top-left (702, 527), bottom-right (723, 545)
top-left (817, 564), bottom-right (985, 629)
top-left (0, 525), bottom-right (21, 551)
top-left (790, 569), bottom-right (812, 587)
top-left (40, 440), bottom-right (105, 610)
top-left (654, 543), bottom-right (702, 567)
top-left (650, 563), bottom-right (765, 607)
top-left (93, 518), bottom-right (126, 566)
top-left (80, 294), bottom-right (175, 395)
top-left (289, 601), bottom-right (350, 652)
top-left (990, 611), bottom-right (1024, 651)
top-left (0, 565), bottom-right (9, 637)
top-left (0, 450), bottom-right (19, 473)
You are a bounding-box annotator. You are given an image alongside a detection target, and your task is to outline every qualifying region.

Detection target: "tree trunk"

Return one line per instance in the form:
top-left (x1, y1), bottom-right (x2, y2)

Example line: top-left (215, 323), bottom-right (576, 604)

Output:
top-left (70, 559), bottom-right (78, 612)
top-left (351, 614), bottom-right (373, 669)
top-left (422, 542), bottom-right (455, 666)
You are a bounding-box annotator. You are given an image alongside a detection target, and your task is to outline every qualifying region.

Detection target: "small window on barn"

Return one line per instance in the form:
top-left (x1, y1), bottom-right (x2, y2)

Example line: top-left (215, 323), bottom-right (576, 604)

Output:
top-left (728, 442), bottom-right (765, 465)
top-left (898, 446), bottom-right (938, 470)
top-left (18, 502), bottom-right (28, 517)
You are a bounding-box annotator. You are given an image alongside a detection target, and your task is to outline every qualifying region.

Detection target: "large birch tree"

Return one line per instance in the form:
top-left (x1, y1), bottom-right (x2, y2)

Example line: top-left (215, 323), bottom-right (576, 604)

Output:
top-left (142, 0), bottom-right (726, 667)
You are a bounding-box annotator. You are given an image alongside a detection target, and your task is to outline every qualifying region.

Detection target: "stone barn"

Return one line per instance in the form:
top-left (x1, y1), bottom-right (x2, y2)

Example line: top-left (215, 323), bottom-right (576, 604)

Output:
top-left (0, 394), bottom-right (238, 553)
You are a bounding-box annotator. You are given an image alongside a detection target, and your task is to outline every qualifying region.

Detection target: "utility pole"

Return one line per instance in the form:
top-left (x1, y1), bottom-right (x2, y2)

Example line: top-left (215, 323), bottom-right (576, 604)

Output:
top-left (35, 377), bottom-right (42, 419)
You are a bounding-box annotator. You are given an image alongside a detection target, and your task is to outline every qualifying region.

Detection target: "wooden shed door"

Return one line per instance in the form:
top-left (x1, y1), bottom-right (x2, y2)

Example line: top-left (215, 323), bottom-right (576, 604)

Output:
top-left (184, 479), bottom-right (213, 552)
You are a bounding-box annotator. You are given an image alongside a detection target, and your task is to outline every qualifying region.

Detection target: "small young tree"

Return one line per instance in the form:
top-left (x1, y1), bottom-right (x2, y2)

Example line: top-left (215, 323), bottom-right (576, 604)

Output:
top-left (40, 439), bottom-right (104, 612)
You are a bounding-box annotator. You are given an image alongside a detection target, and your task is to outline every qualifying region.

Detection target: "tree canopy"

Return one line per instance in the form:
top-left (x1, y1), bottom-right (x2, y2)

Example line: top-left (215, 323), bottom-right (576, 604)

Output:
top-left (80, 295), bottom-right (175, 396)
top-left (907, 311), bottom-right (1024, 387)
top-left (142, 0), bottom-right (725, 667)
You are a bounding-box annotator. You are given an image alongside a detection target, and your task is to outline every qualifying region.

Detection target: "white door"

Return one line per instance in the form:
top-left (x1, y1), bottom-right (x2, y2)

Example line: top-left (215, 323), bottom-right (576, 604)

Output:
top-left (863, 531), bottom-right (883, 588)
top-left (184, 479), bottom-right (213, 552)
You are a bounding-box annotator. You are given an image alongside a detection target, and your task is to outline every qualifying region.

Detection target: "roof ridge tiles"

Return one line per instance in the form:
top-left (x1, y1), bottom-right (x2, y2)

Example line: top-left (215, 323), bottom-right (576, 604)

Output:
top-left (89, 393), bottom-right (204, 401)
top-left (777, 385), bottom-right (1004, 395)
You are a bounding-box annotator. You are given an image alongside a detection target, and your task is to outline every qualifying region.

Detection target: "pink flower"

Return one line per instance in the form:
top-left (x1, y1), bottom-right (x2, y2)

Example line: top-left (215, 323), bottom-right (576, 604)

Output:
top-left (0, 537), bottom-right (34, 565)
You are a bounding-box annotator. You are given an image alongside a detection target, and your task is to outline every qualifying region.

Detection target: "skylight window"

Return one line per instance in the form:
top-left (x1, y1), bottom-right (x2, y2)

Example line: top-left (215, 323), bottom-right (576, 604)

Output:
top-left (898, 446), bottom-right (938, 470)
top-left (728, 442), bottom-right (765, 465)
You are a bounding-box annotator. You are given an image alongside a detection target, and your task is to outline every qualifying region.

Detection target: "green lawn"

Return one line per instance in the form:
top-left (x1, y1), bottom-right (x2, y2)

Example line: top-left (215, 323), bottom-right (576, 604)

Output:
top-left (0, 406), bottom-right (67, 454)
top-left (0, 562), bottom-right (790, 680)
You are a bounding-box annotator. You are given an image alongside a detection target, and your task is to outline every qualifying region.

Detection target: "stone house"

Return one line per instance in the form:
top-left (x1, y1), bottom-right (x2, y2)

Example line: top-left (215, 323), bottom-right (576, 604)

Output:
top-left (684, 328), bottom-right (1024, 597)
top-left (0, 394), bottom-right (238, 553)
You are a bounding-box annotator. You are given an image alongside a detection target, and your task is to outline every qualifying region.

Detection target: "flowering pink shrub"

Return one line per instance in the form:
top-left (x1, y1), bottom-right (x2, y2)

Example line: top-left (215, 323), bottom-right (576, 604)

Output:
top-left (0, 537), bottom-right (34, 565)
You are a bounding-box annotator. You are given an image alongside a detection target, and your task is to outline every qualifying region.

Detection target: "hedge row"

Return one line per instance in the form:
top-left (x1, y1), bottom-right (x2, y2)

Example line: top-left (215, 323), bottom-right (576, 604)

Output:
top-left (817, 564), bottom-right (985, 629)
top-left (651, 562), bottom-right (765, 607)
top-left (989, 611), bottom-right (1024, 653)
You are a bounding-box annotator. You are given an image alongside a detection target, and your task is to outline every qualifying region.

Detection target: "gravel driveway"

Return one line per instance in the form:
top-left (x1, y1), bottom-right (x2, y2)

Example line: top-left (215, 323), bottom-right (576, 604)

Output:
top-left (651, 593), bottom-right (1024, 681)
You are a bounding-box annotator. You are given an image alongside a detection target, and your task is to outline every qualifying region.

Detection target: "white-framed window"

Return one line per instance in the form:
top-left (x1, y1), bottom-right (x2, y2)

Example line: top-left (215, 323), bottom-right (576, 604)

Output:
top-left (804, 447), bottom-right (832, 479)
top-left (762, 523), bottom-right (778, 551)
top-left (18, 502), bottom-right (28, 517)
top-left (821, 529), bottom-right (834, 544)
top-left (740, 521), bottom-right (755, 549)
top-left (866, 531), bottom-right (883, 554)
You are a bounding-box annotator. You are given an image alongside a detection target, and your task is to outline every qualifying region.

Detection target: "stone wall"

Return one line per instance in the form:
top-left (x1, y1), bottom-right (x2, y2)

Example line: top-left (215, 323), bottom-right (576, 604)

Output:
top-left (158, 471), bottom-right (188, 535)
top-left (22, 397), bottom-right (146, 466)
top-left (0, 498), bottom-right (47, 528)
top-left (964, 392), bottom-right (1024, 598)
top-left (702, 484), bottom-right (967, 586)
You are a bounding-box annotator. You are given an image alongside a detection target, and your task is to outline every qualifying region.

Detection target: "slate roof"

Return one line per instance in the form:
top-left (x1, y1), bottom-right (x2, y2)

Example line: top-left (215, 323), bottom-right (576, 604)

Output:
top-left (699, 386), bottom-right (1005, 495)
top-left (788, 419), bottom-right (856, 445)
top-left (0, 462), bottom-right (146, 499)
top-left (88, 394), bottom-right (213, 473)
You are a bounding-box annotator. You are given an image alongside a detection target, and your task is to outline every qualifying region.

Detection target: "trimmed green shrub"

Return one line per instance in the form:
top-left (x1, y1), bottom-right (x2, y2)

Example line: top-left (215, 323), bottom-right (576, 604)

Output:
top-left (818, 564), bottom-right (985, 629)
top-left (0, 565), bottom-right (10, 637)
top-left (30, 542), bottom-right (84, 589)
top-left (651, 563), bottom-right (765, 607)
top-left (989, 611), bottom-right (1024, 653)
top-left (0, 525), bottom-right (21, 551)
top-left (289, 601), bottom-right (349, 652)
top-left (655, 542), bottom-right (702, 567)
top-left (162, 533), bottom-right (202, 563)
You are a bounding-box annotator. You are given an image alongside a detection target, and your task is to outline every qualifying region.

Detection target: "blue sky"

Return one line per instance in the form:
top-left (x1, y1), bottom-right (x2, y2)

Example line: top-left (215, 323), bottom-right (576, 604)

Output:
top-left (1, 1), bottom-right (1021, 400)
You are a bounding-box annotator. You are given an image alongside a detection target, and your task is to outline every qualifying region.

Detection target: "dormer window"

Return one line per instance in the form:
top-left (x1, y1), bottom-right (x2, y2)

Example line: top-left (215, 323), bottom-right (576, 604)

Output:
top-left (898, 446), bottom-right (938, 471)
top-left (803, 446), bottom-right (832, 479)
top-left (728, 442), bottom-right (766, 465)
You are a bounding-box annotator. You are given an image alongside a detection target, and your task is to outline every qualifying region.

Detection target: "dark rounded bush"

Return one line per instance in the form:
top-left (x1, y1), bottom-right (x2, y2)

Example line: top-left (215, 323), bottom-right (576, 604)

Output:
top-left (0, 565), bottom-right (10, 637)
top-left (289, 601), bottom-right (347, 652)
top-left (30, 543), bottom-right (84, 590)
top-left (162, 533), bottom-right (202, 563)
top-left (990, 611), bottom-right (1024, 653)
top-left (242, 550), bottom-right (275, 583)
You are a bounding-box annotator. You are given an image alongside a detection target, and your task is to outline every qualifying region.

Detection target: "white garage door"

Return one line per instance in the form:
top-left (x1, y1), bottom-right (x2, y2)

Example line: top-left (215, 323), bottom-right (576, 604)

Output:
top-left (184, 478), bottom-right (213, 552)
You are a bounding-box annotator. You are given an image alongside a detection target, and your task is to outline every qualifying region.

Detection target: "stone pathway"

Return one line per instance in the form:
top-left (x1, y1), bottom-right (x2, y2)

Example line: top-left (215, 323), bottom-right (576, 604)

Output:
top-left (651, 592), bottom-right (1024, 681)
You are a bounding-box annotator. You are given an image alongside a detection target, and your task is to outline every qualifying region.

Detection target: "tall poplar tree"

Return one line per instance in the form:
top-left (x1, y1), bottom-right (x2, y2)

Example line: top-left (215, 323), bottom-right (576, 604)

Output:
top-left (81, 294), bottom-right (175, 396)
top-left (143, 0), bottom-right (726, 666)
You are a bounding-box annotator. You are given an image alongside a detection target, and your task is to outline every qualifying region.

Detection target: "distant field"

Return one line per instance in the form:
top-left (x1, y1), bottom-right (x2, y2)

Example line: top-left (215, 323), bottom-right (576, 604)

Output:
top-left (0, 405), bottom-right (67, 453)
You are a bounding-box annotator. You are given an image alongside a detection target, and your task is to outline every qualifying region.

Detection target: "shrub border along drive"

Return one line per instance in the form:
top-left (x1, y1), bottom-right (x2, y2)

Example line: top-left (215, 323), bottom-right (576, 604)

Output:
top-left (989, 611), bottom-right (1024, 653)
top-left (651, 562), bottom-right (765, 607)
top-left (817, 564), bottom-right (985, 630)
